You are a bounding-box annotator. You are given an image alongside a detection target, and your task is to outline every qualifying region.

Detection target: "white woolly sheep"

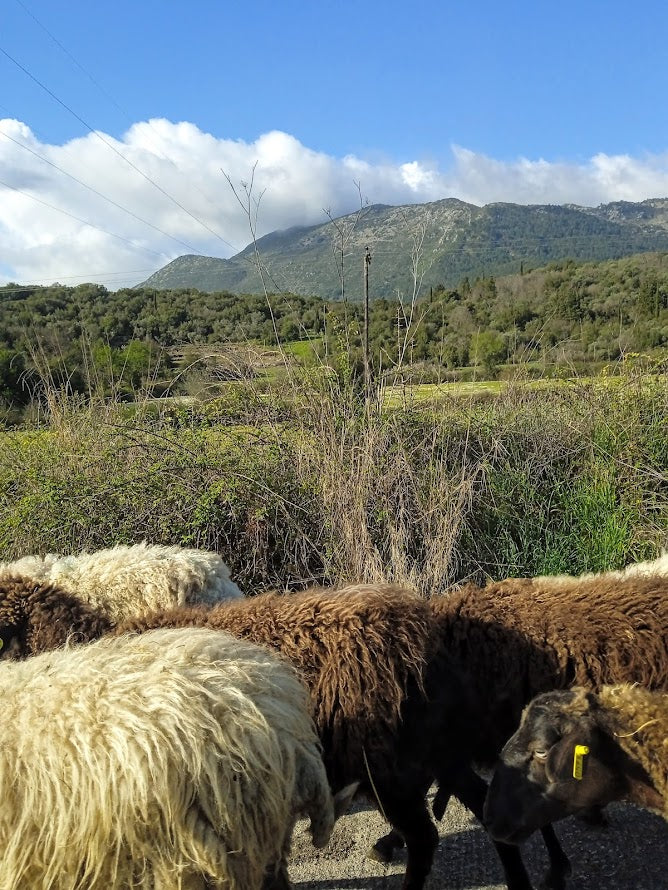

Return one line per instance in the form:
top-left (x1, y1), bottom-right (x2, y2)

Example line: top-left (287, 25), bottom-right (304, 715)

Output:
top-left (0, 541), bottom-right (242, 621)
top-left (0, 626), bottom-right (354, 890)
top-left (484, 684), bottom-right (668, 846)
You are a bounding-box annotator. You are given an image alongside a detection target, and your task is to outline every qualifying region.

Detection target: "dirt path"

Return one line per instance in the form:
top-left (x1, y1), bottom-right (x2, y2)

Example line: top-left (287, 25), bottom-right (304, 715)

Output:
top-left (288, 795), bottom-right (668, 889)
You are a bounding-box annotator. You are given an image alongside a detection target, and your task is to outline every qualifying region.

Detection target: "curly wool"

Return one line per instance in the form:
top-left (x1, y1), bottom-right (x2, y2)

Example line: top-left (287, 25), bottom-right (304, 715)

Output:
top-left (430, 572), bottom-right (668, 762)
top-left (595, 684), bottom-right (668, 819)
top-left (115, 584), bottom-right (437, 790)
top-left (534, 551), bottom-right (668, 587)
top-left (0, 627), bottom-right (333, 890)
top-left (0, 542), bottom-right (242, 622)
top-left (0, 575), bottom-right (112, 658)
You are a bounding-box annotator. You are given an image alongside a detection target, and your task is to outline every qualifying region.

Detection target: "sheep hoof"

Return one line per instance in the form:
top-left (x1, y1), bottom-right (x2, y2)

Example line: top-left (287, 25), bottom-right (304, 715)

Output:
top-left (540, 861), bottom-right (572, 890)
top-left (368, 842), bottom-right (394, 864)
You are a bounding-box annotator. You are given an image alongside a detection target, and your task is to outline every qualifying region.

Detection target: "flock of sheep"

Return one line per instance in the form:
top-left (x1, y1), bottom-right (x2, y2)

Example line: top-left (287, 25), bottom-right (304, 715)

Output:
top-left (0, 541), bottom-right (665, 890)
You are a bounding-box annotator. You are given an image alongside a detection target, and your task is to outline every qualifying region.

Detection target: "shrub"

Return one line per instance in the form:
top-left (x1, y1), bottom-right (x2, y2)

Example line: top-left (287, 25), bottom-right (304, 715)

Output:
top-left (0, 369), bottom-right (665, 594)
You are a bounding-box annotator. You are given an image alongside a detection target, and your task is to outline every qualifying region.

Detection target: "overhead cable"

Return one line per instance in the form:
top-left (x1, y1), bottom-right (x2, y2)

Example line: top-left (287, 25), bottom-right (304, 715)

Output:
top-left (0, 44), bottom-right (238, 252)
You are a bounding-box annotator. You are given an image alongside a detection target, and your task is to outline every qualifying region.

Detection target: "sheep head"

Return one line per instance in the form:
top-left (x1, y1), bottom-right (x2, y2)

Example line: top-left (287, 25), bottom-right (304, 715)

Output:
top-left (482, 688), bottom-right (631, 844)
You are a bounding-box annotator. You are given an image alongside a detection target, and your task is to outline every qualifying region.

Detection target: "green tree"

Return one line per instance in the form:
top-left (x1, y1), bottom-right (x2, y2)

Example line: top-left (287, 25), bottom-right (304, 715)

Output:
top-left (117, 341), bottom-right (157, 388)
top-left (0, 349), bottom-right (27, 405)
top-left (470, 330), bottom-right (506, 378)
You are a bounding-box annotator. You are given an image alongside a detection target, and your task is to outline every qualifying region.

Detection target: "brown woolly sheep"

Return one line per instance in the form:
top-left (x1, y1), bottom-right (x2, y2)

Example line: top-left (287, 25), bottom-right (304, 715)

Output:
top-left (373, 570), bottom-right (667, 889)
top-left (0, 575), bottom-right (112, 658)
top-left (114, 584), bottom-right (536, 890)
top-left (434, 572), bottom-right (668, 749)
top-left (483, 684), bottom-right (668, 846)
top-left (6, 569), bottom-right (663, 890)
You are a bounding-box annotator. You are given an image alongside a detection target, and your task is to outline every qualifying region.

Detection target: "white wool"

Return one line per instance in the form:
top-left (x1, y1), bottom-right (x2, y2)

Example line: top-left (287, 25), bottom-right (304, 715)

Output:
top-left (610, 551), bottom-right (668, 580)
top-left (0, 542), bottom-right (242, 621)
top-left (534, 551), bottom-right (668, 587)
top-left (1, 552), bottom-right (60, 581)
top-left (0, 627), bottom-right (334, 890)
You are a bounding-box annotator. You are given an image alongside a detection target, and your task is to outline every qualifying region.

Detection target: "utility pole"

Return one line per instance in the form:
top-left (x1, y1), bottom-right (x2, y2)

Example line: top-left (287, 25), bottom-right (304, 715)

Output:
top-left (363, 246), bottom-right (372, 398)
top-left (396, 304), bottom-right (401, 362)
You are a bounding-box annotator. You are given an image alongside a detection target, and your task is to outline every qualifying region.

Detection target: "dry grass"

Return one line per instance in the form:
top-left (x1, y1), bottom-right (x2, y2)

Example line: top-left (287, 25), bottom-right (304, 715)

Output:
top-left (0, 363), bottom-right (665, 593)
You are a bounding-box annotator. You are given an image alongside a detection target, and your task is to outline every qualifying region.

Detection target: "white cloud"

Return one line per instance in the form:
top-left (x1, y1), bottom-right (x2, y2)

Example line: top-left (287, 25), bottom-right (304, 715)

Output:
top-left (444, 146), bottom-right (668, 207)
top-left (2, 118), bottom-right (668, 287)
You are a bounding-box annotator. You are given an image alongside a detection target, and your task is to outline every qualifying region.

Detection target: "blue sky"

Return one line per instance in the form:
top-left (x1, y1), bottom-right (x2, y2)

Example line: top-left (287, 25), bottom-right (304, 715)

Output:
top-left (3, 0), bottom-right (668, 286)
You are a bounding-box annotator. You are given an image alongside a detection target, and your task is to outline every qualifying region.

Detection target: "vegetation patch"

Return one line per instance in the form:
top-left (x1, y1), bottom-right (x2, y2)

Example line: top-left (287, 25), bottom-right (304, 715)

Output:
top-left (1, 366), bottom-right (664, 594)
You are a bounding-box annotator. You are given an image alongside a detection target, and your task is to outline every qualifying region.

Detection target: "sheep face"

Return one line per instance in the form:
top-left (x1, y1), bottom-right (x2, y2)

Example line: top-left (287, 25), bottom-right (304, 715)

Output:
top-left (483, 689), bottom-right (624, 844)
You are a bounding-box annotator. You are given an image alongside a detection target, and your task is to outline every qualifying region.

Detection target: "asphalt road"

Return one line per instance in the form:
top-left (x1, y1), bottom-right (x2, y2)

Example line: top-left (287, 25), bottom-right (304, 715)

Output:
top-left (287, 794), bottom-right (668, 889)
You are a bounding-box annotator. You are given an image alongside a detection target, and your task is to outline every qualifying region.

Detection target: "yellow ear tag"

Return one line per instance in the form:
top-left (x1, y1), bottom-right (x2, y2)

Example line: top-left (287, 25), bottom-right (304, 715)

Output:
top-left (572, 744), bottom-right (589, 779)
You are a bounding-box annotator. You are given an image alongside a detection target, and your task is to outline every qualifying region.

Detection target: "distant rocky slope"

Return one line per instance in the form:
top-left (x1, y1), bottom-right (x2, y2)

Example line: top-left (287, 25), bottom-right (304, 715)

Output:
top-left (140, 197), bottom-right (668, 298)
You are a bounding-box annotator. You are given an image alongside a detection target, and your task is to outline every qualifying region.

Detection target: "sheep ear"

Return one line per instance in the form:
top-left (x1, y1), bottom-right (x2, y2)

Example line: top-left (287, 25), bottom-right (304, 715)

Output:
top-left (333, 782), bottom-right (358, 819)
top-left (545, 737), bottom-right (569, 783)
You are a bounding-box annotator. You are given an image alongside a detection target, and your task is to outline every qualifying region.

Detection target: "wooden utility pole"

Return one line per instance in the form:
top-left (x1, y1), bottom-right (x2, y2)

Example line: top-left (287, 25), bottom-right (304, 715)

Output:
top-left (363, 246), bottom-right (372, 398)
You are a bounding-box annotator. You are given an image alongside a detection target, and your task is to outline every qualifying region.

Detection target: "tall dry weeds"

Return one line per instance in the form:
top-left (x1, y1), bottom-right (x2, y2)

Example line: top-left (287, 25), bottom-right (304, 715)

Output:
top-left (1, 352), bottom-right (665, 594)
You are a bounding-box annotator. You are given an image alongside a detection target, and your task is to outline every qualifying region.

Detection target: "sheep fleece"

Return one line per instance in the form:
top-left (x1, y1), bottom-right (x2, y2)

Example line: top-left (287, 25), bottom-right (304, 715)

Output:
top-left (0, 575), bottom-right (112, 657)
top-left (115, 584), bottom-right (435, 790)
top-left (431, 572), bottom-right (668, 760)
top-left (591, 684), bottom-right (668, 819)
top-left (0, 627), bottom-right (333, 890)
top-left (0, 541), bottom-right (242, 621)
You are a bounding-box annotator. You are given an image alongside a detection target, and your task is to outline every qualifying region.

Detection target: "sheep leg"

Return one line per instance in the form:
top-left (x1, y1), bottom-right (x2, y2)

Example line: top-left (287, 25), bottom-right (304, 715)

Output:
top-left (538, 824), bottom-right (571, 890)
top-left (369, 780), bottom-right (451, 862)
top-left (262, 862), bottom-right (293, 890)
top-left (369, 772), bottom-right (433, 864)
top-left (371, 783), bottom-right (439, 890)
top-left (443, 765), bottom-right (535, 890)
top-left (432, 784), bottom-right (451, 820)
top-left (369, 827), bottom-right (405, 863)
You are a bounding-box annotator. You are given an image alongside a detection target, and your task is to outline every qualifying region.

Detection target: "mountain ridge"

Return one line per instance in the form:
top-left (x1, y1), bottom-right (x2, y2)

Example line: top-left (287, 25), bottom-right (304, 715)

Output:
top-left (139, 197), bottom-right (668, 298)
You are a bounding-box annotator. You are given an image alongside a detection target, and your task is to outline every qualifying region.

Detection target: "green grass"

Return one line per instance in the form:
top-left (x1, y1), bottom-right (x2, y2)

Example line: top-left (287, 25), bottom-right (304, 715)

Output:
top-left (281, 339), bottom-right (323, 362)
top-left (0, 367), bottom-right (665, 593)
top-left (381, 370), bottom-right (668, 408)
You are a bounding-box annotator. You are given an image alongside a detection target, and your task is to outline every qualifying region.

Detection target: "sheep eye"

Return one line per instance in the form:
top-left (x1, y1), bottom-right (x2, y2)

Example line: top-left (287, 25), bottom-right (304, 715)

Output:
top-left (533, 750), bottom-right (548, 762)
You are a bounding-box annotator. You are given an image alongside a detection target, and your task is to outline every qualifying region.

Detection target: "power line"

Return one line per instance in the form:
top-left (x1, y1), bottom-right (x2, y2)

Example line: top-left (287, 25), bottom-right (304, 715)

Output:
top-left (0, 127), bottom-right (207, 254)
top-left (13, 0), bottom-right (139, 127)
top-left (0, 177), bottom-right (171, 257)
top-left (0, 44), bottom-right (238, 253)
top-left (12, 0), bottom-right (243, 251)
top-left (0, 271), bottom-right (156, 289)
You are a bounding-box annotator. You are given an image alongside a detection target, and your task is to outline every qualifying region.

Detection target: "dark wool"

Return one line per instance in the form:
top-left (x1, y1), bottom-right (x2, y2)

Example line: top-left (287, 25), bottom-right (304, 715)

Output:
top-left (115, 585), bottom-right (482, 791)
top-left (430, 572), bottom-right (668, 765)
top-left (0, 575), bottom-right (113, 658)
top-left (0, 580), bottom-right (545, 888)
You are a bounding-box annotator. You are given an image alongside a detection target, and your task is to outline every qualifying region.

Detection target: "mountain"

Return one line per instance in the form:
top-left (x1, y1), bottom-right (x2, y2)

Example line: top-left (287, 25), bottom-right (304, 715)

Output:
top-left (139, 197), bottom-right (668, 299)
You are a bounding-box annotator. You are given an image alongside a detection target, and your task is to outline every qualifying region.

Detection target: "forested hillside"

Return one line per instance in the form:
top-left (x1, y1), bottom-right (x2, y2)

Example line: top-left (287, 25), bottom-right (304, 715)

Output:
top-left (139, 197), bottom-right (668, 298)
top-left (1, 251), bottom-right (667, 419)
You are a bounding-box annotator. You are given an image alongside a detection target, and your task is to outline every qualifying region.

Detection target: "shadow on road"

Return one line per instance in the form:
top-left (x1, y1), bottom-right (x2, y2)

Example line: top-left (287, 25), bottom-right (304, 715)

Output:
top-left (292, 798), bottom-right (667, 889)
